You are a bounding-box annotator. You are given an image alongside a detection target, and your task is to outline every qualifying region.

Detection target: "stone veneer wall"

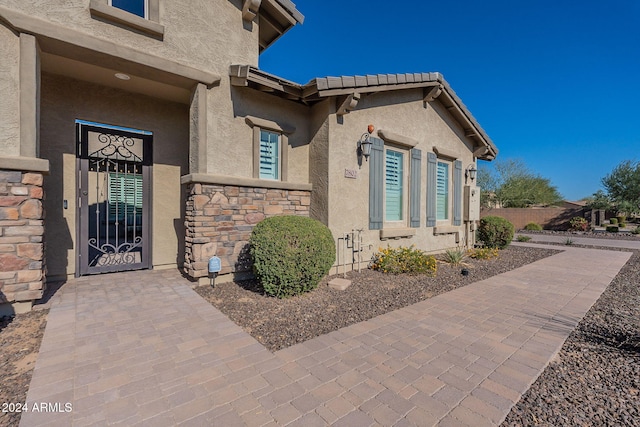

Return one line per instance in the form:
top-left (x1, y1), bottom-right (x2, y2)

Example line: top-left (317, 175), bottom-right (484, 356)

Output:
top-left (0, 171), bottom-right (45, 305)
top-left (184, 183), bottom-right (311, 279)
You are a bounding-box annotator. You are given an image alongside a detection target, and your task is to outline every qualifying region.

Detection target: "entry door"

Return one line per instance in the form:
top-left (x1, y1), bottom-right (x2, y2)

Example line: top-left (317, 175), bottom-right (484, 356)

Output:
top-left (77, 123), bottom-right (152, 275)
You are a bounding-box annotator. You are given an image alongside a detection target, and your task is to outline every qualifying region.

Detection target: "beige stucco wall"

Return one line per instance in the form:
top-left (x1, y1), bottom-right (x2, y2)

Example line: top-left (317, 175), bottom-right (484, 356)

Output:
top-left (0, 21), bottom-right (20, 155)
top-left (324, 89), bottom-right (476, 267)
top-left (40, 73), bottom-right (189, 279)
top-left (0, 0), bottom-right (259, 74)
top-left (216, 87), bottom-right (311, 184)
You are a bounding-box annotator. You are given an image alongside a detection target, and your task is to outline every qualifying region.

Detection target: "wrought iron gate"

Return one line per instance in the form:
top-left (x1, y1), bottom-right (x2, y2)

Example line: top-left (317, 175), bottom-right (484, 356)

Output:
top-left (77, 122), bottom-right (152, 275)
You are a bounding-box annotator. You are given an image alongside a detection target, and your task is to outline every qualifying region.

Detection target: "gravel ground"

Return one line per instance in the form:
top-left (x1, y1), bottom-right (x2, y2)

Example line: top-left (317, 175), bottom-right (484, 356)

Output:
top-left (519, 228), bottom-right (640, 241)
top-left (195, 245), bottom-right (557, 352)
top-left (502, 245), bottom-right (640, 427)
top-left (0, 309), bottom-right (48, 427)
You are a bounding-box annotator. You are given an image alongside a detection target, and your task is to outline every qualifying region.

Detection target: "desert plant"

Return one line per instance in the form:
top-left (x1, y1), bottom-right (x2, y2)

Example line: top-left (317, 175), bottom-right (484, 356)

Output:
top-left (632, 226), bottom-right (640, 235)
top-left (564, 237), bottom-right (574, 245)
top-left (371, 245), bottom-right (437, 276)
top-left (610, 218), bottom-right (618, 225)
top-left (467, 247), bottom-right (500, 260)
top-left (569, 216), bottom-right (589, 232)
top-left (250, 216), bottom-right (335, 298)
top-left (516, 235), bottom-right (532, 242)
top-left (524, 222), bottom-right (543, 231)
top-left (442, 249), bottom-right (467, 266)
top-left (477, 216), bottom-right (515, 249)
top-left (606, 225), bottom-right (619, 233)
top-left (617, 215), bottom-right (627, 224)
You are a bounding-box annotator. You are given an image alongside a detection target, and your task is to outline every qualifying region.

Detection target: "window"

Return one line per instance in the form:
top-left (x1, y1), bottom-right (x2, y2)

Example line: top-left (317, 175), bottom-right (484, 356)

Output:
top-left (436, 161), bottom-right (450, 220)
top-left (246, 116), bottom-right (292, 182)
top-left (385, 149), bottom-right (405, 222)
top-left (259, 130), bottom-right (280, 180)
top-left (427, 152), bottom-right (462, 227)
top-left (110, 0), bottom-right (147, 18)
top-left (369, 136), bottom-right (422, 233)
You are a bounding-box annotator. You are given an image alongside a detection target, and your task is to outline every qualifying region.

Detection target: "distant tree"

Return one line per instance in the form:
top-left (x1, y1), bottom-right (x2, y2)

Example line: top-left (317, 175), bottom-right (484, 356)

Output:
top-left (601, 160), bottom-right (640, 215)
top-left (478, 159), bottom-right (562, 208)
top-left (584, 189), bottom-right (612, 211)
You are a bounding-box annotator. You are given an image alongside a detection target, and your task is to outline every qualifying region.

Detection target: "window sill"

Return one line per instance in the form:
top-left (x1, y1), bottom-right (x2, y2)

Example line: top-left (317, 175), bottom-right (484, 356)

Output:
top-left (89, 0), bottom-right (164, 38)
top-left (380, 228), bottom-right (416, 240)
top-left (434, 225), bottom-right (458, 235)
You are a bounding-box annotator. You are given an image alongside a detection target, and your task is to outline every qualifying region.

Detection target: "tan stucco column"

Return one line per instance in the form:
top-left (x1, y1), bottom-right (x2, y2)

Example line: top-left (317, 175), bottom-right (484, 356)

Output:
top-left (189, 83), bottom-right (208, 174)
top-left (19, 33), bottom-right (40, 158)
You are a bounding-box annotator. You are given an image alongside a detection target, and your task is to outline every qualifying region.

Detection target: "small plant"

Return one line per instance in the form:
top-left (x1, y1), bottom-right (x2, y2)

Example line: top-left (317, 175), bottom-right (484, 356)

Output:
top-left (467, 247), bottom-right (499, 260)
top-left (569, 216), bottom-right (589, 232)
top-left (442, 249), bottom-right (467, 266)
top-left (477, 216), bottom-right (515, 249)
top-left (617, 215), bottom-right (626, 225)
top-left (516, 235), bottom-right (532, 242)
top-left (631, 226), bottom-right (640, 235)
top-left (564, 237), bottom-right (574, 245)
top-left (619, 222), bottom-right (627, 228)
top-left (371, 245), bottom-right (437, 276)
top-left (524, 222), bottom-right (543, 231)
top-left (606, 225), bottom-right (619, 233)
top-left (610, 218), bottom-right (618, 225)
top-left (250, 216), bottom-right (335, 298)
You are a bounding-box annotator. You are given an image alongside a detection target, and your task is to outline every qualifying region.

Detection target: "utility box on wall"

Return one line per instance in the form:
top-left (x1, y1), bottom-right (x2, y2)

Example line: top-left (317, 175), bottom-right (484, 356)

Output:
top-left (464, 186), bottom-right (480, 221)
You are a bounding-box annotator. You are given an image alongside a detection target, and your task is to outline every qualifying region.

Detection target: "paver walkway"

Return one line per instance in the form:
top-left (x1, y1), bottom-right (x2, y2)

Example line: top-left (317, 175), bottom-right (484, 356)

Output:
top-left (21, 245), bottom-right (632, 426)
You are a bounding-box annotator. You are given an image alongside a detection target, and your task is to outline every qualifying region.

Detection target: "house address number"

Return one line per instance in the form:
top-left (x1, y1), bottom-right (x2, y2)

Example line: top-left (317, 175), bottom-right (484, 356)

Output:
top-left (344, 169), bottom-right (358, 179)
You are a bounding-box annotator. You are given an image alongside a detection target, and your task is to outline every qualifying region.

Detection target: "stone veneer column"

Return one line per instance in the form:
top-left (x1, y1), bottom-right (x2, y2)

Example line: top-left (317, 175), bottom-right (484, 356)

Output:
top-left (184, 183), bottom-right (311, 280)
top-left (0, 170), bottom-right (45, 313)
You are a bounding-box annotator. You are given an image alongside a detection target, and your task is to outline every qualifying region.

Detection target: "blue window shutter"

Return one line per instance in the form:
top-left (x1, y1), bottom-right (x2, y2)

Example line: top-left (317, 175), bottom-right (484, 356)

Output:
top-left (426, 152), bottom-right (437, 227)
top-left (259, 130), bottom-right (279, 180)
top-left (410, 148), bottom-right (421, 228)
top-left (369, 137), bottom-right (384, 230)
top-left (385, 150), bottom-right (404, 221)
top-left (453, 160), bottom-right (463, 226)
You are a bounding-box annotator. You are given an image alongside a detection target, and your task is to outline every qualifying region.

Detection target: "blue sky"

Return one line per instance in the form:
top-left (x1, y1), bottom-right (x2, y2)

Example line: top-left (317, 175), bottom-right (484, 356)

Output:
top-left (260, 0), bottom-right (640, 201)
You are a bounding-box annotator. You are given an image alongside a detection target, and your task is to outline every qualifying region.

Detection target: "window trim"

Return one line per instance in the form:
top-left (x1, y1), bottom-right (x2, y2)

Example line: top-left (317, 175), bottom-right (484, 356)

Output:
top-left (384, 146), bottom-right (409, 226)
top-left (257, 129), bottom-right (282, 181)
top-left (436, 160), bottom-right (452, 222)
top-left (245, 116), bottom-right (292, 182)
top-left (89, 0), bottom-right (164, 38)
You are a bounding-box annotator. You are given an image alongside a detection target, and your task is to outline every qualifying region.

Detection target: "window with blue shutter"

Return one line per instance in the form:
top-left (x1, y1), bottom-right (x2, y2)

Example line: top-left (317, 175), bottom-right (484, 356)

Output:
top-left (110, 0), bottom-right (146, 17)
top-left (436, 162), bottom-right (449, 220)
top-left (385, 149), bottom-right (404, 221)
top-left (259, 130), bottom-right (280, 180)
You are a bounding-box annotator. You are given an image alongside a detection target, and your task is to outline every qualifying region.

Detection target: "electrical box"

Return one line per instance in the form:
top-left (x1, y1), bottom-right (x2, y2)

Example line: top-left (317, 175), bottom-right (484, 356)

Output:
top-left (464, 186), bottom-right (480, 221)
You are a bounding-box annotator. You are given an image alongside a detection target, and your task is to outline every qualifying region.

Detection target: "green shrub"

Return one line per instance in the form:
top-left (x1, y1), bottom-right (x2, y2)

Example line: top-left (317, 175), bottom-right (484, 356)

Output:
top-left (524, 222), bottom-right (543, 231)
top-left (467, 247), bottom-right (500, 259)
top-left (569, 216), bottom-right (589, 232)
top-left (516, 235), bottom-right (532, 242)
top-left (250, 216), bottom-right (335, 298)
top-left (443, 249), bottom-right (466, 266)
top-left (371, 245), bottom-right (437, 276)
top-left (632, 226), bottom-right (640, 235)
top-left (620, 222), bottom-right (627, 228)
top-left (617, 215), bottom-right (626, 224)
top-left (606, 225), bottom-right (619, 233)
top-left (477, 216), bottom-right (515, 249)
top-left (610, 218), bottom-right (618, 225)
top-left (564, 237), bottom-right (574, 245)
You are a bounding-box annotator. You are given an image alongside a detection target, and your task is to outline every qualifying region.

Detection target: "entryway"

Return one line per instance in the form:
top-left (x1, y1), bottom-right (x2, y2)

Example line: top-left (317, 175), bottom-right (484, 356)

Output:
top-left (76, 121), bottom-right (152, 275)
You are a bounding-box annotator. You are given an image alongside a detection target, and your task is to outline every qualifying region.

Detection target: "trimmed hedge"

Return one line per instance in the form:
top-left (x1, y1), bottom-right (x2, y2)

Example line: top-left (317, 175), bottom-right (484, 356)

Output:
top-left (250, 216), bottom-right (335, 298)
top-left (524, 222), bottom-right (543, 231)
top-left (606, 225), bottom-right (619, 233)
top-left (477, 216), bottom-right (515, 249)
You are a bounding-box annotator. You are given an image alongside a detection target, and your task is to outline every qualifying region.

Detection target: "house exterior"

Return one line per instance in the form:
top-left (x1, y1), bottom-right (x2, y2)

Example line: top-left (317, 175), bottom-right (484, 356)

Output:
top-left (0, 0), bottom-right (497, 314)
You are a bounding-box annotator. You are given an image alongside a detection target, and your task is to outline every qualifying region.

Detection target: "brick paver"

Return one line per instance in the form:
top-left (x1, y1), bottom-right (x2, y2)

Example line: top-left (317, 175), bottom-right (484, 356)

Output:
top-left (21, 245), bottom-right (631, 426)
